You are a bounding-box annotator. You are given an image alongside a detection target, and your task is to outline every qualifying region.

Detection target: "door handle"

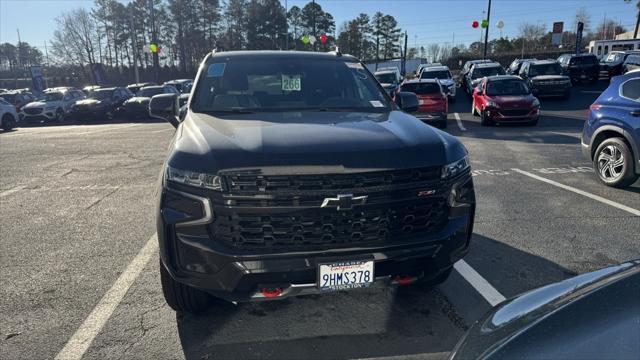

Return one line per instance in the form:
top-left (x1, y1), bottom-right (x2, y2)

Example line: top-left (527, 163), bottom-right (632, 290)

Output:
top-left (631, 109), bottom-right (640, 117)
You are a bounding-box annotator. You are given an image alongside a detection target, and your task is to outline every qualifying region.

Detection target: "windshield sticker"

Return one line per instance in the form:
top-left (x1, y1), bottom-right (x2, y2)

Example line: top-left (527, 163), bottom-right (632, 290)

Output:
top-left (370, 100), bottom-right (384, 107)
top-left (281, 74), bottom-right (301, 91)
top-left (206, 63), bottom-right (226, 77)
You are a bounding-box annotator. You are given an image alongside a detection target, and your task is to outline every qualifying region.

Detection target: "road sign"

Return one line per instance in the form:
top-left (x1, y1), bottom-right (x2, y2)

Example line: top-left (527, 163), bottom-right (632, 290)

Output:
top-left (553, 22), bottom-right (564, 34)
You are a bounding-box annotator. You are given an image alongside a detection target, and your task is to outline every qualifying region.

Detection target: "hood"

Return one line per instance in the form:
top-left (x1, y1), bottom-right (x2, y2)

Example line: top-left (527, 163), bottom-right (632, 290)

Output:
top-left (438, 79), bottom-right (455, 86)
top-left (126, 96), bottom-right (151, 103)
top-left (168, 111), bottom-right (467, 175)
top-left (24, 100), bottom-right (62, 109)
top-left (75, 99), bottom-right (105, 106)
top-left (531, 75), bottom-right (569, 81)
top-left (491, 94), bottom-right (536, 107)
top-left (450, 260), bottom-right (640, 360)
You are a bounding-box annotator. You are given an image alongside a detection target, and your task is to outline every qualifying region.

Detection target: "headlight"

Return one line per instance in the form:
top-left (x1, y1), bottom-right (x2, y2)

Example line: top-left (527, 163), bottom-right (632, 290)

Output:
top-left (486, 100), bottom-right (498, 108)
top-left (532, 99), bottom-right (540, 108)
top-left (165, 166), bottom-right (222, 190)
top-left (442, 156), bottom-right (470, 179)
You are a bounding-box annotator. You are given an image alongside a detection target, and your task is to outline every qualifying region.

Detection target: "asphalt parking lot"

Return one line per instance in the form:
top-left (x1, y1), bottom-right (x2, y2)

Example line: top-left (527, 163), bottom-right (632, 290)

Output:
top-left (1, 81), bottom-right (639, 360)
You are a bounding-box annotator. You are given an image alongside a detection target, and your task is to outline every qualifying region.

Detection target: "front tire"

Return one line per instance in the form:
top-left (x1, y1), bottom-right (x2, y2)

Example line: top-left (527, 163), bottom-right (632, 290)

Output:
top-left (593, 138), bottom-right (638, 188)
top-left (55, 109), bottom-right (64, 123)
top-left (160, 259), bottom-right (212, 312)
top-left (480, 109), bottom-right (493, 126)
top-left (2, 114), bottom-right (16, 131)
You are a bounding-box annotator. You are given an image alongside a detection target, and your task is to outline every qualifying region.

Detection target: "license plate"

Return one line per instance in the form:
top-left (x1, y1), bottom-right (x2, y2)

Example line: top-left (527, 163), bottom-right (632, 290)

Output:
top-left (318, 260), bottom-right (374, 292)
top-left (419, 99), bottom-right (425, 105)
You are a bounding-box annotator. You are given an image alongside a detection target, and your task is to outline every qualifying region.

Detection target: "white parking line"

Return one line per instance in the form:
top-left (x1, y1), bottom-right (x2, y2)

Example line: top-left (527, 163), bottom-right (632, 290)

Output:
top-left (55, 234), bottom-right (158, 360)
top-left (453, 112), bottom-right (466, 131)
top-left (454, 260), bottom-right (506, 306)
top-left (512, 168), bottom-right (640, 216)
top-left (75, 124), bottom-right (140, 135)
top-left (0, 185), bottom-right (27, 198)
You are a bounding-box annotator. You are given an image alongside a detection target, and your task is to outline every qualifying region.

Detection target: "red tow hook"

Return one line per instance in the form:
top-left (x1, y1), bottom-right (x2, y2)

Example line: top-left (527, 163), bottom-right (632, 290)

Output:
top-left (260, 287), bottom-right (282, 298)
top-left (393, 275), bottom-right (416, 286)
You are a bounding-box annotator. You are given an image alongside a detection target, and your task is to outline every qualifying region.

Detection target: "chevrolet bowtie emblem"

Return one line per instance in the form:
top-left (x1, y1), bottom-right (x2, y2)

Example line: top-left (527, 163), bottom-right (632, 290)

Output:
top-left (320, 194), bottom-right (368, 211)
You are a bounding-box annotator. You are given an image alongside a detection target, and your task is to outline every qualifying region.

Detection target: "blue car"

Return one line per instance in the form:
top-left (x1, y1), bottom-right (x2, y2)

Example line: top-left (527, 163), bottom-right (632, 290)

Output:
top-left (582, 70), bottom-right (640, 187)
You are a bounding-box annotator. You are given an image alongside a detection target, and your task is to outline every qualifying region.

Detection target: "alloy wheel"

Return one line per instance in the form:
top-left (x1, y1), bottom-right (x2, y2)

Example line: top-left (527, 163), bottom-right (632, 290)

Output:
top-left (597, 145), bottom-right (625, 180)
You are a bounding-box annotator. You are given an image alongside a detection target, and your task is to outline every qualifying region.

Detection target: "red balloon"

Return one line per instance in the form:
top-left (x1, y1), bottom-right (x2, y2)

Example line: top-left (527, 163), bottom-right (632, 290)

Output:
top-left (472, 21), bottom-right (479, 28)
top-left (320, 34), bottom-right (328, 44)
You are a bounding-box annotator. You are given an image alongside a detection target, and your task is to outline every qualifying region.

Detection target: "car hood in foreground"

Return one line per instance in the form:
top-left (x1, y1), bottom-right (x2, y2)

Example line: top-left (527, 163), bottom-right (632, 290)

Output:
top-left (167, 110), bottom-right (467, 174)
top-left (450, 260), bottom-right (640, 360)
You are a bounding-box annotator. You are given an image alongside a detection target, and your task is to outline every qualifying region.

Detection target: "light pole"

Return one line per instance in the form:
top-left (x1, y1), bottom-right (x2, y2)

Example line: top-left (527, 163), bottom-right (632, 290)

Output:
top-left (483, 0), bottom-right (492, 59)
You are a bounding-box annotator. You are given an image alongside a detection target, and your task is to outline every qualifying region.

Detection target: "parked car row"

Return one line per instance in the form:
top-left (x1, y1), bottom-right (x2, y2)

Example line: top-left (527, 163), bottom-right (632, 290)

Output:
top-left (0, 78), bottom-right (193, 128)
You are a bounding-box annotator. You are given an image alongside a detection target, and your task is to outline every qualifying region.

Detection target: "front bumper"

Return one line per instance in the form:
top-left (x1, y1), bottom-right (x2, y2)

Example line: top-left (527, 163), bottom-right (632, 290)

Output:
top-left (531, 84), bottom-right (571, 97)
top-left (22, 111), bottom-right (57, 122)
top-left (157, 173), bottom-right (475, 302)
top-left (485, 107), bottom-right (539, 123)
top-left (415, 112), bottom-right (447, 123)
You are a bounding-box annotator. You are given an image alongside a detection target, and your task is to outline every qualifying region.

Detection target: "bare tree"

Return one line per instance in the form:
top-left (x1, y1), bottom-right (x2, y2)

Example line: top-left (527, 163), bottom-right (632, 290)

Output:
top-left (50, 8), bottom-right (99, 67)
top-left (573, 7), bottom-right (591, 34)
top-left (519, 22), bottom-right (546, 51)
top-left (426, 43), bottom-right (440, 63)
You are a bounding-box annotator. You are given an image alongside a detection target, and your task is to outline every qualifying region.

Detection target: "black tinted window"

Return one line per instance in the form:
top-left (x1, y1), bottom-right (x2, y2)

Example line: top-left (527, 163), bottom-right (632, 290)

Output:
top-left (193, 57), bottom-right (391, 113)
top-left (420, 70), bottom-right (450, 79)
top-left (530, 63), bottom-right (563, 76)
top-left (471, 66), bottom-right (506, 79)
top-left (570, 56), bottom-right (597, 65)
top-left (485, 80), bottom-right (529, 96)
top-left (621, 79), bottom-right (640, 100)
top-left (400, 82), bottom-right (441, 94)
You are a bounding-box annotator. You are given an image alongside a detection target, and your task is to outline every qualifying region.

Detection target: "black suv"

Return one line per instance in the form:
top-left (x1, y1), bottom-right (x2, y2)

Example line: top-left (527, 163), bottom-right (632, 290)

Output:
top-left (69, 87), bottom-right (133, 121)
top-left (150, 51), bottom-right (476, 312)
top-left (557, 53), bottom-right (599, 84)
top-left (519, 60), bottom-right (572, 98)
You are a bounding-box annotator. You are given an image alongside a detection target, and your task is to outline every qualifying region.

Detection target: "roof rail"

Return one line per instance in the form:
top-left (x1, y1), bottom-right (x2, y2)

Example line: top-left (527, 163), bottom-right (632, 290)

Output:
top-left (211, 48), bottom-right (217, 56)
top-left (328, 46), bottom-right (342, 56)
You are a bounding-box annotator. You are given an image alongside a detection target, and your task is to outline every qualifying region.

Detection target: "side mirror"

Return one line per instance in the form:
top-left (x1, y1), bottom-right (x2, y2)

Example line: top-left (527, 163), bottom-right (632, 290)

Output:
top-left (149, 93), bottom-right (180, 128)
top-left (178, 93), bottom-right (190, 108)
top-left (395, 92), bottom-right (419, 113)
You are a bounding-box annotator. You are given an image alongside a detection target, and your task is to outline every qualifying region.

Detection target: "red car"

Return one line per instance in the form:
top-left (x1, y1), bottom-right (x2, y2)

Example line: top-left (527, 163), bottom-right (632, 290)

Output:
top-left (471, 75), bottom-right (540, 126)
top-left (400, 79), bottom-right (448, 128)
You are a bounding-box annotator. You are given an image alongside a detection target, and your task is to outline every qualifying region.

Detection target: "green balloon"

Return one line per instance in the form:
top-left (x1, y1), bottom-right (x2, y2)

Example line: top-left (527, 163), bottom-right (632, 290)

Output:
top-left (481, 20), bottom-right (489, 28)
top-left (301, 35), bottom-right (310, 45)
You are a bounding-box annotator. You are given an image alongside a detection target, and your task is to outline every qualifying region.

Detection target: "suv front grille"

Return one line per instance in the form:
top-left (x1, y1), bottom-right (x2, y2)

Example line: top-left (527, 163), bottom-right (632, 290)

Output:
top-left (224, 167), bottom-right (442, 193)
top-left (24, 107), bottom-right (42, 115)
top-left (211, 198), bottom-right (448, 250)
top-left (500, 109), bottom-right (530, 117)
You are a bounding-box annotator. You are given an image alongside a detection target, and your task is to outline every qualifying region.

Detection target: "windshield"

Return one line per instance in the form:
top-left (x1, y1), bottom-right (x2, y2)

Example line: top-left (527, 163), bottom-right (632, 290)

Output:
top-left (421, 70), bottom-right (451, 79)
top-left (530, 63), bottom-right (563, 76)
top-left (603, 53), bottom-right (624, 63)
top-left (401, 82), bottom-right (442, 95)
top-left (88, 89), bottom-right (113, 100)
top-left (486, 79), bottom-right (530, 96)
top-left (138, 88), bottom-right (163, 98)
top-left (192, 58), bottom-right (392, 113)
top-left (44, 92), bottom-right (64, 102)
top-left (471, 66), bottom-right (505, 79)
top-left (375, 73), bottom-right (397, 84)
top-left (570, 56), bottom-right (597, 65)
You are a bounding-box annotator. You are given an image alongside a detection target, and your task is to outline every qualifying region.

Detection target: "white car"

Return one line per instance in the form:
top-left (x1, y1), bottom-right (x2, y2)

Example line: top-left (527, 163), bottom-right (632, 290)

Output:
top-left (21, 89), bottom-right (85, 123)
top-left (0, 97), bottom-right (19, 131)
top-left (418, 65), bottom-right (457, 101)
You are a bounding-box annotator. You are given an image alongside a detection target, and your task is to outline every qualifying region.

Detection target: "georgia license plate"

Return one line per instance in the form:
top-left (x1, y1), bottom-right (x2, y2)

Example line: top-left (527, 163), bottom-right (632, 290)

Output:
top-left (419, 99), bottom-right (425, 105)
top-left (318, 260), bottom-right (374, 292)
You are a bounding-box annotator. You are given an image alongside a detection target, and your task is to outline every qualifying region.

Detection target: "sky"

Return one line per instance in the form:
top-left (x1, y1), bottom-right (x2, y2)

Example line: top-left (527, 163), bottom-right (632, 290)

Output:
top-left (1, 0), bottom-right (638, 52)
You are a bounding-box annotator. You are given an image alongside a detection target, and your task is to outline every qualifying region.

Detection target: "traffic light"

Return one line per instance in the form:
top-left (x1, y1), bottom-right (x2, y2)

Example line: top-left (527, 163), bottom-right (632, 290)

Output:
top-left (472, 21), bottom-right (479, 28)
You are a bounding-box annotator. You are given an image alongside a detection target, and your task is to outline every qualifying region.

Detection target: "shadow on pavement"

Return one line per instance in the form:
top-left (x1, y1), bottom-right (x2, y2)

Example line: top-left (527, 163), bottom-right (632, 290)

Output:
top-left (15, 116), bottom-right (165, 128)
top-left (175, 233), bottom-right (579, 360)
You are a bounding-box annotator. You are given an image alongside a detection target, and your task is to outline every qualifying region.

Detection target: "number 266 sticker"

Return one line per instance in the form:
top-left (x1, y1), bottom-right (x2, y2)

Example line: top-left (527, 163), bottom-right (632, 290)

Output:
top-left (282, 74), bottom-right (301, 91)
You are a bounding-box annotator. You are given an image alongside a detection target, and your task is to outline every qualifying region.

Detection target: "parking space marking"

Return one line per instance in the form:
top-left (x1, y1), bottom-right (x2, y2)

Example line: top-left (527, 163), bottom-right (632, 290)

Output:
top-left (151, 128), bottom-right (174, 133)
top-left (75, 124), bottom-right (140, 135)
top-left (454, 260), bottom-right (506, 306)
top-left (0, 185), bottom-right (27, 198)
top-left (454, 112), bottom-right (467, 131)
top-left (512, 168), bottom-right (640, 216)
top-left (55, 234), bottom-right (158, 360)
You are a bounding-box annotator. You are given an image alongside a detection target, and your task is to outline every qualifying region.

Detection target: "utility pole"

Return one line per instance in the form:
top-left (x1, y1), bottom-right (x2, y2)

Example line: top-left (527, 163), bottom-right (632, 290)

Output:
top-left (44, 41), bottom-right (50, 88)
top-left (402, 31), bottom-right (408, 76)
top-left (483, 0), bottom-right (492, 59)
top-left (149, 0), bottom-right (159, 83)
top-left (312, 0), bottom-right (317, 51)
top-left (129, 13), bottom-right (140, 84)
top-left (634, 5), bottom-right (640, 39)
top-left (15, 28), bottom-right (21, 89)
top-left (285, 0), bottom-right (288, 50)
